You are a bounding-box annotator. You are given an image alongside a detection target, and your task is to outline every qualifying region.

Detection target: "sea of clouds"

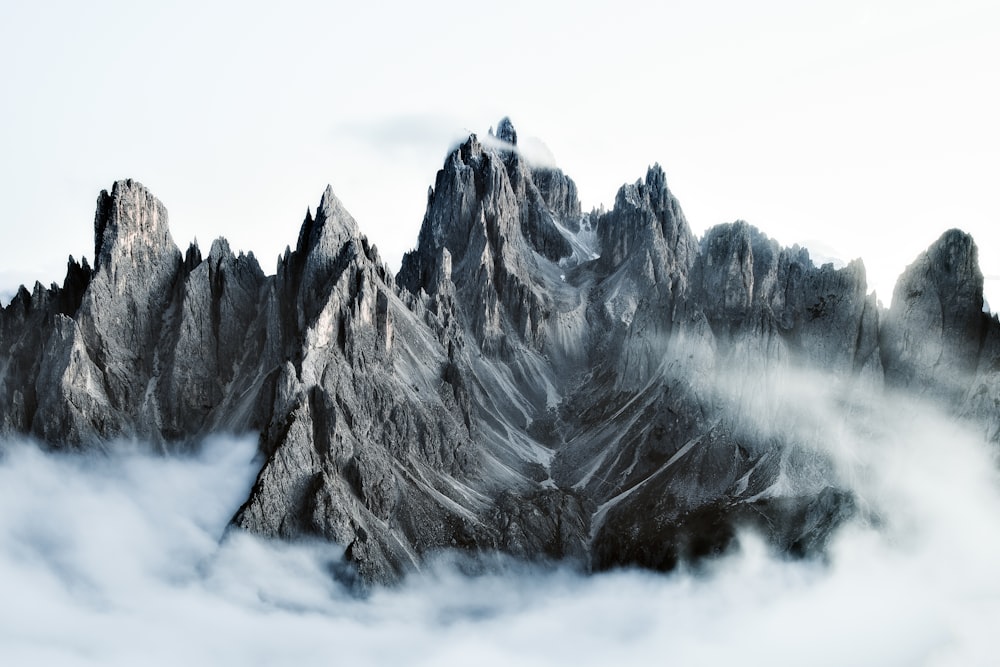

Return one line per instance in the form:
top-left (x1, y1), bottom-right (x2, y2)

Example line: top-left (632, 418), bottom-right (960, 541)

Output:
top-left (1, 387), bottom-right (999, 666)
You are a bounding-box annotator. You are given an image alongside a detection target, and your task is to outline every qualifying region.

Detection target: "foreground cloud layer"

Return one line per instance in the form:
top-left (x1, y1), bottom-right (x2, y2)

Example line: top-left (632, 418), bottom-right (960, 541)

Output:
top-left (0, 412), bottom-right (997, 666)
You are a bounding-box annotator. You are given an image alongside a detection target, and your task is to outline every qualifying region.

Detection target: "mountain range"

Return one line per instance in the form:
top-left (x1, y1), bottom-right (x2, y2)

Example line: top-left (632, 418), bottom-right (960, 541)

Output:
top-left (2, 118), bottom-right (998, 584)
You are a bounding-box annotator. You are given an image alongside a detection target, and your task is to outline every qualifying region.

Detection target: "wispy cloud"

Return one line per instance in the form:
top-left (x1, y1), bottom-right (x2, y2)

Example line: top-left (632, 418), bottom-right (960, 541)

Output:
top-left (332, 113), bottom-right (470, 161)
top-left (479, 129), bottom-right (560, 169)
top-left (334, 114), bottom-right (561, 170)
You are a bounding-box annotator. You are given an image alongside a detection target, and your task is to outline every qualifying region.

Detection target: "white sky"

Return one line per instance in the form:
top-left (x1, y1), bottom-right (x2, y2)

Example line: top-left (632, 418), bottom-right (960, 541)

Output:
top-left (1, 0), bottom-right (998, 307)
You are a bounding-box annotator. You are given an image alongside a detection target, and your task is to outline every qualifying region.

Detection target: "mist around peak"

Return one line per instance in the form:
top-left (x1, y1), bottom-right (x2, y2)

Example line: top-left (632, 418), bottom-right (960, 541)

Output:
top-left (1, 357), bottom-right (997, 665)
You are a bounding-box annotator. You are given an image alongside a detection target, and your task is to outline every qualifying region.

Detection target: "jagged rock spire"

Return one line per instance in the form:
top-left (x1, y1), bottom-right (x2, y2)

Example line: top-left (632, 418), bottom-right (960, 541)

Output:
top-left (4, 122), bottom-right (1000, 588)
top-left (882, 228), bottom-right (986, 397)
top-left (494, 116), bottom-right (517, 145)
top-left (93, 179), bottom-right (177, 275)
top-left (296, 185), bottom-right (361, 258)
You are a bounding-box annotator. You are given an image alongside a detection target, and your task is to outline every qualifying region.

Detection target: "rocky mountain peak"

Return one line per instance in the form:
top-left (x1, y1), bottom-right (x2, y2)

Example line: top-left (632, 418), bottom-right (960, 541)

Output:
top-left (296, 185), bottom-right (361, 258)
top-left (93, 179), bottom-right (177, 276)
top-left (882, 228), bottom-right (986, 397)
top-left (208, 237), bottom-right (232, 263)
top-left (642, 164), bottom-right (672, 211)
top-left (493, 116), bottom-right (517, 146)
top-left (530, 166), bottom-right (581, 226)
top-left (613, 164), bottom-right (676, 218)
top-left (4, 121), bottom-right (1000, 587)
top-left (599, 164), bottom-right (696, 273)
top-left (458, 133), bottom-right (486, 164)
top-left (926, 228), bottom-right (983, 293)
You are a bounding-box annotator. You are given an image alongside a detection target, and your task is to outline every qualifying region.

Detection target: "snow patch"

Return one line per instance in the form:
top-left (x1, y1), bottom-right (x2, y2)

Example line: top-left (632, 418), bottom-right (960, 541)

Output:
top-left (553, 214), bottom-right (600, 269)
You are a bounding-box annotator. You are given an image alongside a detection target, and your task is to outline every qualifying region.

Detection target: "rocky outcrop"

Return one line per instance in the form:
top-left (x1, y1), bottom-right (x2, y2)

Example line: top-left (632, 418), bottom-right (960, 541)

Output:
top-left (3, 119), bottom-right (998, 585)
top-left (0, 258), bottom-right (90, 437)
top-left (882, 229), bottom-right (986, 401)
top-left (157, 238), bottom-right (266, 439)
top-left (690, 222), bottom-right (880, 377)
top-left (962, 315), bottom-right (1000, 441)
top-left (398, 131), bottom-right (578, 357)
top-left (81, 180), bottom-right (182, 433)
top-left (231, 190), bottom-right (492, 583)
top-left (531, 167), bottom-right (581, 229)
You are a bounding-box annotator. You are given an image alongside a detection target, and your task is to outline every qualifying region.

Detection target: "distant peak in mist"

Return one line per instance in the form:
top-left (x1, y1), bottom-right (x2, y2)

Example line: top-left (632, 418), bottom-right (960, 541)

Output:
top-left (797, 239), bottom-right (848, 269)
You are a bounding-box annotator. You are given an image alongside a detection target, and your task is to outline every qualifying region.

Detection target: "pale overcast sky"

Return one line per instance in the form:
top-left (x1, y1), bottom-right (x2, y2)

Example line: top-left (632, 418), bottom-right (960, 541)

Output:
top-left (1, 0), bottom-right (998, 307)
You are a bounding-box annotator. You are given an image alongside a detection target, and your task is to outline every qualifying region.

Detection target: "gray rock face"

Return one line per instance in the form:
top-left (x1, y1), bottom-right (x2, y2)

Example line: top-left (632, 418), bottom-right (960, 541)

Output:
top-left (493, 116), bottom-right (517, 146)
top-left (1, 180), bottom-right (274, 446)
top-left (398, 133), bottom-right (577, 356)
top-left (882, 229), bottom-right (986, 401)
top-left (158, 238), bottom-right (266, 439)
top-left (3, 119), bottom-right (999, 585)
top-left (691, 221), bottom-right (880, 377)
top-left (84, 180), bottom-right (181, 422)
top-left (531, 167), bottom-right (581, 228)
top-left (963, 314), bottom-right (1000, 441)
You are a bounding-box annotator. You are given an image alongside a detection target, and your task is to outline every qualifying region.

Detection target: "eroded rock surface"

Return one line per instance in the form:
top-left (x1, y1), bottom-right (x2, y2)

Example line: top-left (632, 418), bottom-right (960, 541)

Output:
top-left (3, 120), bottom-right (997, 584)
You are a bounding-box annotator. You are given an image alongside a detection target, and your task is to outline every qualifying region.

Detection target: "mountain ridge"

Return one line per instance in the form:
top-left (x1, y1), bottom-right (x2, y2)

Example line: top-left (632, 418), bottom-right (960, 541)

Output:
top-left (2, 118), bottom-right (997, 584)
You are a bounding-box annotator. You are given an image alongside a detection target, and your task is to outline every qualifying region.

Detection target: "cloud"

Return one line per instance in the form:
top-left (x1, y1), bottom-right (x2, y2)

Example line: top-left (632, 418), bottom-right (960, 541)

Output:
top-left (479, 130), bottom-right (560, 170)
top-left (1, 374), bottom-right (999, 665)
top-left (333, 113), bottom-right (563, 171)
top-left (332, 113), bottom-right (470, 162)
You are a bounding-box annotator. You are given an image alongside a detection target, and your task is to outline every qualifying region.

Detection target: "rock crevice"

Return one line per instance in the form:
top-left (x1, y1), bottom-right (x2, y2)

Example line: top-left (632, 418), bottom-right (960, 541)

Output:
top-left (2, 119), bottom-right (996, 584)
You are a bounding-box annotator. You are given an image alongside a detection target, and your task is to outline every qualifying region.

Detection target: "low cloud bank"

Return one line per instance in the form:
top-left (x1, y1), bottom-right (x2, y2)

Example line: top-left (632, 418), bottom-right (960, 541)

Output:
top-left (1, 398), bottom-right (998, 665)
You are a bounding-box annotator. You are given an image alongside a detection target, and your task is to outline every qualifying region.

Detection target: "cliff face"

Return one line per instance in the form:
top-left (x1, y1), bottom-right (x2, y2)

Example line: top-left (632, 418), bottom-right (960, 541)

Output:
top-left (2, 119), bottom-right (997, 584)
top-left (881, 230), bottom-right (987, 400)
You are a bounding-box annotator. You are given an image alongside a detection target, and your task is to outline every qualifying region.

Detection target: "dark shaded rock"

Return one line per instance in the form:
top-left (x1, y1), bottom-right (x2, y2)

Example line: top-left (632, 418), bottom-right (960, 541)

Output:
top-left (85, 181), bottom-right (181, 420)
top-left (3, 122), bottom-right (999, 586)
top-left (881, 229), bottom-right (986, 401)
top-left (598, 164), bottom-right (696, 274)
top-left (494, 116), bottom-right (517, 146)
top-left (398, 126), bottom-right (575, 355)
top-left (531, 167), bottom-right (582, 229)
top-left (490, 489), bottom-right (592, 563)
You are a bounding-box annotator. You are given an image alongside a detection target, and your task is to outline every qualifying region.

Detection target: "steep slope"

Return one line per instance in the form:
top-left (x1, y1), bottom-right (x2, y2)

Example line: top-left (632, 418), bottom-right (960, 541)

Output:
top-left (546, 169), bottom-right (877, 570)
top-left (882, 229), bottom-right (986, 400)
top-left (232, 187), bottom-right (492, 582)
top-left (0, 257), bottom-right (91, 438)
top-left (0, 180), bottom-right (276, 446)
top-left (2, 119), bottom-right (998, 584)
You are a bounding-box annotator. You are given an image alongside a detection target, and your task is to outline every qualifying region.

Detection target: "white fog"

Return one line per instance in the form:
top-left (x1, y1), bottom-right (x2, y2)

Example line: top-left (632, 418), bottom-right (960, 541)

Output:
top-left (1, 373), bottom-right (998, 666)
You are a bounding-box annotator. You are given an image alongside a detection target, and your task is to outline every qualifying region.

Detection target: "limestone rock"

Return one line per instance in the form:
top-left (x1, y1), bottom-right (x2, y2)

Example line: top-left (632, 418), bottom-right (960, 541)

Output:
top-left (881, 229), bottom-right (985, 401)
top-left (3, 121), bottom-right (999, 586)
